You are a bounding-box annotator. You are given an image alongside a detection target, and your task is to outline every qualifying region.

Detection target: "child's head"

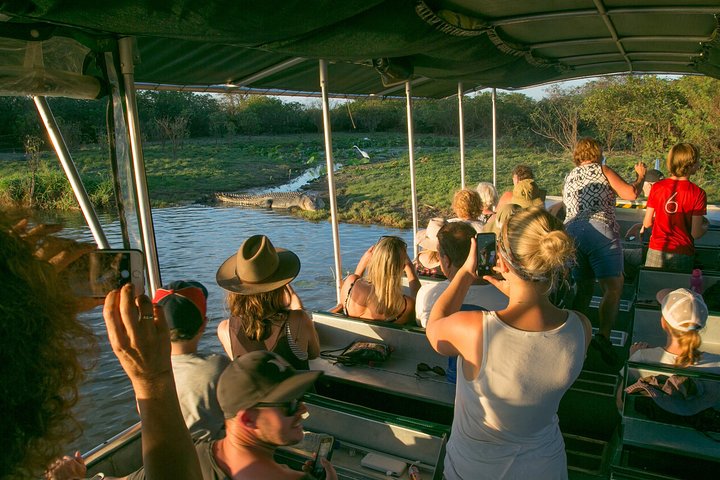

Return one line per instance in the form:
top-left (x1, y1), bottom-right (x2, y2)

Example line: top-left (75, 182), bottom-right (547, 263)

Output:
top-left (666, 143), bottom-right (700, 178)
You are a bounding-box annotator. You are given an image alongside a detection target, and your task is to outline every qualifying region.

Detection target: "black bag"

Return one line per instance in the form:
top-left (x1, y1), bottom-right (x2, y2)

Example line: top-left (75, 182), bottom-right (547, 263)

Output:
top-left (320, 340), bottom-right (392, 366)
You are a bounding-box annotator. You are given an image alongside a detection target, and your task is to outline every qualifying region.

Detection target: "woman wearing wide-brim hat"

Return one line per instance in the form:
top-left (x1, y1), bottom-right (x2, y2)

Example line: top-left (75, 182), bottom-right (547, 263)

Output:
top-left (216, 235), bottom-right (319, 369)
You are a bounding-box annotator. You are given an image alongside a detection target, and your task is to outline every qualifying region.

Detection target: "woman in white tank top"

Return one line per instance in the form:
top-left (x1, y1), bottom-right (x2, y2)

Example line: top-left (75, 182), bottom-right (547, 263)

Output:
top-left (426, 208), bottom-right (592, 480)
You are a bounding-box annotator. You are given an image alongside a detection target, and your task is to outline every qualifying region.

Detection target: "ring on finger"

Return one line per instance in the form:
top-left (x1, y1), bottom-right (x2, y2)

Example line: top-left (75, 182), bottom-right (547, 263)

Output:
top-left (139, 314), bottom-right (154, 322)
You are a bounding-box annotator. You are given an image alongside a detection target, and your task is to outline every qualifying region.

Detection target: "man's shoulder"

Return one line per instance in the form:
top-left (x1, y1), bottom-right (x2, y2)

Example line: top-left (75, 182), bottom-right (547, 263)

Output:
top-left (172, 351), bottom-right (230, 371)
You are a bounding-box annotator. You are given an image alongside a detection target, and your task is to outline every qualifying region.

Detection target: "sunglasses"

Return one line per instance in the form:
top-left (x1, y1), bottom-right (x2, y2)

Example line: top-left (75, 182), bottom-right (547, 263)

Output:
top-left (416, 362), bottom-right (445, 376)
top-left (253, 397), bottom-right (304, 417)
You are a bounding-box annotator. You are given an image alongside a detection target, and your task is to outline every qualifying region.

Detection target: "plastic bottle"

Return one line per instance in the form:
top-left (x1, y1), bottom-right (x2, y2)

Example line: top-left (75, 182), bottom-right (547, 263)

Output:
top-left (446, 356), bottom-right (457, 384)
top-left (690, 269), bottom-right (703, 294)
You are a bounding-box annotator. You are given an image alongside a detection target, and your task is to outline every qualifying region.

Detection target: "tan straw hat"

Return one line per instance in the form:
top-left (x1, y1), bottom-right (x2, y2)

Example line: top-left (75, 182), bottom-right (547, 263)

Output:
top-left (216, 235), bottom-right (300, 294)
top-left (416, 217), bottom-right (446, 251)
top-left (511, 179), bottom-right (544, 209)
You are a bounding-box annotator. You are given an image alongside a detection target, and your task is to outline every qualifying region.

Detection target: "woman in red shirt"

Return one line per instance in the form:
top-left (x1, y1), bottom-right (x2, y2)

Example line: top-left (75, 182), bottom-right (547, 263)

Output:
top-left (642, 143), bottom-right (708, 272)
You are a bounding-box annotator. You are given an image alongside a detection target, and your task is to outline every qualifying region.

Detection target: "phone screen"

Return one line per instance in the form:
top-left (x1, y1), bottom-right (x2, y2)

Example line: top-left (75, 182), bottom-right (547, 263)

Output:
top-left (64, 250), bottom-right (144, 297)
top-left (312, 435), bottom-right (334, 479)
top-left (475, 233), bottom-right (497, 277)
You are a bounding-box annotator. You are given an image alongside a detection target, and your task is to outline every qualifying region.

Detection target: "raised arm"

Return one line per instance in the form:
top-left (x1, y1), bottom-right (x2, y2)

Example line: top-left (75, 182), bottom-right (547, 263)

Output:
top-left (404, 253), bottom-right (421, 298)
top-left (426, 237), bottom-right (483, 364)
top-left (354, 245), bottom-right (375, 276)
top-left (602, 162), bottom-right (646, 200)
top-left (104, 285), bottom-right (202, 480)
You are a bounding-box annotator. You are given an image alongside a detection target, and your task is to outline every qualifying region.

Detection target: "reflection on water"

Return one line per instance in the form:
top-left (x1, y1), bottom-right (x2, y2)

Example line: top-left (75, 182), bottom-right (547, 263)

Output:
top-left (64, 205), bottom-right (412, 453)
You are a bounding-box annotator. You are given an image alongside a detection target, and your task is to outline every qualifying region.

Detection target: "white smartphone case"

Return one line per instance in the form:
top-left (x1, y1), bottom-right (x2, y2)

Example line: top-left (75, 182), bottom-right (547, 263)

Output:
top-left (360, 452), bottom-right (407, 476)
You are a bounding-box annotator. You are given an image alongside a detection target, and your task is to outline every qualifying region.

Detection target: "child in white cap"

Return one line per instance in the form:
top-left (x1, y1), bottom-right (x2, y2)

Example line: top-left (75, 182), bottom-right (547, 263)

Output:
top-left (629, 288), bottom-right (720, 370)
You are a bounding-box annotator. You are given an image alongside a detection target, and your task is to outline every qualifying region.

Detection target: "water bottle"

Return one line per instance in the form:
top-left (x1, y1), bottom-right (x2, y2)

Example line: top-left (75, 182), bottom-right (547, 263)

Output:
top-left (446, 356), bottom-right (457, 384)
top-left (690, 269), bottom-right (703, 294)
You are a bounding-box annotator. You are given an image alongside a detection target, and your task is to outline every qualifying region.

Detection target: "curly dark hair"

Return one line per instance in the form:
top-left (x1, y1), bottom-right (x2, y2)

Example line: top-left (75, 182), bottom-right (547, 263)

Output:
top-left (0, 217), bottom-right (95, 479)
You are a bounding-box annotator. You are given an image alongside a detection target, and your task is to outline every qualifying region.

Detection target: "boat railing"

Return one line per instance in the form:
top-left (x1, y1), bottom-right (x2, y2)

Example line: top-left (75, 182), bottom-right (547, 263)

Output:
top-left (611, 361), bottom-right (720, 478)
top-left (83, 422), bottom-right (142, 478)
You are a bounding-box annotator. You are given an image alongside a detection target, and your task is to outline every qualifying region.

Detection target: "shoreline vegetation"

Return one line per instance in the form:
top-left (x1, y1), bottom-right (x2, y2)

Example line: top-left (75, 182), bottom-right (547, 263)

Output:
top-left (1, 133), bottom-right (719, 228)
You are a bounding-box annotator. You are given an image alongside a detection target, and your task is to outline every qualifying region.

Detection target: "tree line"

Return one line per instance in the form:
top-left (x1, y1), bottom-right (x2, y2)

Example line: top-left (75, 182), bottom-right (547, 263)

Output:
top-left (0, 75), bottom-right (718, 164)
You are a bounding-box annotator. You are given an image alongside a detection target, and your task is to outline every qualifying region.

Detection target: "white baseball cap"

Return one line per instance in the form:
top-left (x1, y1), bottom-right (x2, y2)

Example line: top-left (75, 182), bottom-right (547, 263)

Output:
top-left (657, 288), bottom-right (708, 332)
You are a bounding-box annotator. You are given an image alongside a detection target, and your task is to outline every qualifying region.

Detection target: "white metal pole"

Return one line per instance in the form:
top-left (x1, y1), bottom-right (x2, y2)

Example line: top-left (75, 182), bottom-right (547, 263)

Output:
top-left (33, 96), bottom-right (110, 249)
top-left (319, 60), bottom-right (343, 303)
top-left (406, 81), bottom-right (419, 260)
top-left (458, 82), bottom-right (466, 189)
top-left (119, 37), bottom-right (162, 294)
top-left (492, 88), bottom-right (497, 187)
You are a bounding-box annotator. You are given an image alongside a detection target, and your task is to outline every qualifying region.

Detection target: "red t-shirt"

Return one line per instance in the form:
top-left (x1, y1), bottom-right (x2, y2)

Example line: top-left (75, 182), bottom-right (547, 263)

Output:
top-left (647, 178), bottom-right (706, 255)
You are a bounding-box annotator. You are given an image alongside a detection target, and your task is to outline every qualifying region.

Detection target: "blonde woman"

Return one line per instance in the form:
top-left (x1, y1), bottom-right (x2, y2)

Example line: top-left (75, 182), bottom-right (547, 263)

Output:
top-left (216, 235), bottom-right (319, 369)
top-left (338, 236), bottom-right (420, 324)
top-left (475, 182), bottom-right (498, 224)
top-left (449, 188), bottom-right (484, 232)
top-left (630, 288), bottom-right (719, 370)
top-left (427, 208), bottom-right (591, 479)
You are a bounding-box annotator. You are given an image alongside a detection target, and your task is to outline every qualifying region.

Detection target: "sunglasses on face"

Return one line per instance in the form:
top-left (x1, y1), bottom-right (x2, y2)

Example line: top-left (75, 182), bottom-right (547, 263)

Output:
top-left (253, 397), bottom-right (303, 417)
top-left (416, 362), bottom-right (445, 376)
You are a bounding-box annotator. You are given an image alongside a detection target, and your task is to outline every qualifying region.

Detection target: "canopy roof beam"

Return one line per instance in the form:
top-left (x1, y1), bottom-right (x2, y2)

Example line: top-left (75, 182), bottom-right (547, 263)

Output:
top-left (491, 6), bottom-right (720, 27)
top-left (229, 57), bottom-right (306, 86)
top-left (592, 0), bottom-right (632, 72)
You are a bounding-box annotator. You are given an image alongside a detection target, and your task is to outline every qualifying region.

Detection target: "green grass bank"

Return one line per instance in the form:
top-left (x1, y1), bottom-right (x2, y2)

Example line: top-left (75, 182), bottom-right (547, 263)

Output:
top-left (1, 133), bottom-right (718, 228)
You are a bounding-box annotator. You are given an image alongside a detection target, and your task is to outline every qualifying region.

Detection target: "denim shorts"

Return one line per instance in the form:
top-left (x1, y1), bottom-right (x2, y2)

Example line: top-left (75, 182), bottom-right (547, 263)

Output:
top-left (566, 219), bottom-right (623, 280)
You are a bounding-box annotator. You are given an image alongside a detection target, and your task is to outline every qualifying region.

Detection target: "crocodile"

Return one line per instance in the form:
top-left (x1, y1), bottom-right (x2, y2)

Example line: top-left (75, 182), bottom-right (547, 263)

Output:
top-left (215, 191), bottom-right (324, 211)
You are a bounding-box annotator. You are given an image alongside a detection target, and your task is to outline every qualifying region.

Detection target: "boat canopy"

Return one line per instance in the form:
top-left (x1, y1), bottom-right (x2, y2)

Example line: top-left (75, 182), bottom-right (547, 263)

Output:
top-left (1, 1), bottom-right (719, 98)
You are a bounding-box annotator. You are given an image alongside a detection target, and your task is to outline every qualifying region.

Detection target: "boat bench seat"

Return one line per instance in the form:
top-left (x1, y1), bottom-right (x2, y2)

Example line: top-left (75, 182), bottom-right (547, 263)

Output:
top-left (611, 362), bottom-right (720, 477)
top-left (633, 268), bottom-right (720, 354)
top-left (310, 311), bottom-right (456, 408)
top-left (276, 394), bottom-right (448, 480)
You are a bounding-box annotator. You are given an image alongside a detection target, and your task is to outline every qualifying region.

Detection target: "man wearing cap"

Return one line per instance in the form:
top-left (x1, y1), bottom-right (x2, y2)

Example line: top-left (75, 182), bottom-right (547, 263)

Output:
top-left (127, 351), bottom-right (336, 480)
top-left (628, 288), bottom-right (720, 370)
top-left (495, 165), bottom-right (547, 211)
top-left (415, 222), bottom-right (478, 327)
top-left (153, 280), bottom-right (230, 439)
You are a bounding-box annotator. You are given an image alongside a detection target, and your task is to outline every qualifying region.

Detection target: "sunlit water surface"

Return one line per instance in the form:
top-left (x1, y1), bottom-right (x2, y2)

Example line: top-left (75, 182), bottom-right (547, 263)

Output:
top-left (51, 205), bottom-right (413, 453)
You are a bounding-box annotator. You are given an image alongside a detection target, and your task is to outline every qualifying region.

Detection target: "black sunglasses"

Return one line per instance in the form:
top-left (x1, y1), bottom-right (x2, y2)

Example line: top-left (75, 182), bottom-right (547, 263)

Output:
top-left (416, 362), bottom-right (445, 376)
top-left (253, 397), bottom-right (303, 417)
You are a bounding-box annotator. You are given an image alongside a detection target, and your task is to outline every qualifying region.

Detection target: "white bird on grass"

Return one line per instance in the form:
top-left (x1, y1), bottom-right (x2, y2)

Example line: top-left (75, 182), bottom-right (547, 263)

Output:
top-left (352, 145), bottom-right (370, 159)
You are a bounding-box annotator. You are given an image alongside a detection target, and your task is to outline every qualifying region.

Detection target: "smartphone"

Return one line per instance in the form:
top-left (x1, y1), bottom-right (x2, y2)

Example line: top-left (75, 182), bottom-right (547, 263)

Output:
top-left (64, 249), bottom-right (145, 297)
top-left (475, 232), bottom-right (497, 277)
top-left (311, 435), bottom-right (334, 479)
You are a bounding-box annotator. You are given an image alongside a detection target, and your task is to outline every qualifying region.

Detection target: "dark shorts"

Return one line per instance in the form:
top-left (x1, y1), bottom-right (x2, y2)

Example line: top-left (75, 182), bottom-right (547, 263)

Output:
top-left (566, 219), bottom-right (623, 280)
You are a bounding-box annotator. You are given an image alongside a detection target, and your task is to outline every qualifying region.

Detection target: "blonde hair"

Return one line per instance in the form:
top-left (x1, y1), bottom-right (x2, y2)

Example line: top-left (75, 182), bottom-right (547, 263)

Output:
top-left (452, 188), bottom-right (483, 220)
top-left (501, 207), bottom-right (575, 287)
top-left (573, 137), bottom-right (602, 166)
top-left (476, 182), bottom-right (498, 211)
top-left (227, 288), bottom-right (288, 341)
top-left (667, 324), bottom-right (702, 367)
top-left (366, 236), bottom-right (406, 317)
top-left (666, 143), bottom-right (699, 177)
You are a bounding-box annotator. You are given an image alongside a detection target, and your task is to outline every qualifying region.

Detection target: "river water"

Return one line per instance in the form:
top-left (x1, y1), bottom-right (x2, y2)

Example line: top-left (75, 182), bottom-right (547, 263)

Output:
top-left (59, 205), bottom-right (414, 454)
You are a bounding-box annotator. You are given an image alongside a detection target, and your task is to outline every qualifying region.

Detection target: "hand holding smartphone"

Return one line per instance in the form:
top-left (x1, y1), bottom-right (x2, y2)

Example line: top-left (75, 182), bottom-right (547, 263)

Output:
top-left (311, 435), bottom-right (334, 480)
top-left (64, 249), bottom-right (145, 298)
top-left (475, 233), bottom-right (498, 278)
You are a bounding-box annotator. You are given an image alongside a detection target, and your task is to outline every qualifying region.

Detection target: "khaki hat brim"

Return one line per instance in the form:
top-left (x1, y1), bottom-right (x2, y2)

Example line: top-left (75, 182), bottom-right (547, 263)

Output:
top-left (216, 248), bottom-right (301, 295)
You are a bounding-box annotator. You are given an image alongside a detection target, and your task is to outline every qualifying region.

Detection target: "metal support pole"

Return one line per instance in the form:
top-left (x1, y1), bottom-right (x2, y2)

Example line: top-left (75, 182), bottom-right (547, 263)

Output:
top-left (458, 83), bottom-right (466, 189)
top-left (319, 60), bottom-right (343, 303)
top-left (33, 96), bottom-right (110, 249)
top-left (119, 37), bottom-right (162, 294)
top-left (406, 81), bottom-right (419, 260)
top-left (492, 88), bottom-right (497, 187)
